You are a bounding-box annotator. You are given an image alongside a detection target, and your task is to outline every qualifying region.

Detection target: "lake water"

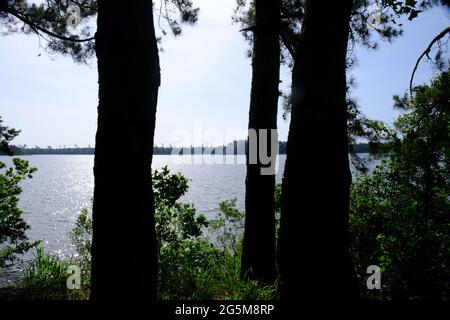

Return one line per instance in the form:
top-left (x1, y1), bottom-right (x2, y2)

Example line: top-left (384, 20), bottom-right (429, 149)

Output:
top-left (0, 154), bottom-right (377, 286)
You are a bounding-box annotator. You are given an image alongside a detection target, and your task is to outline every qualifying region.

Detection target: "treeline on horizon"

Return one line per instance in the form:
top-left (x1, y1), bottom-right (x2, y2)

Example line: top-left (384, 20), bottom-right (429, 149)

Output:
top-left (1, 141), bottom-right (374, 155)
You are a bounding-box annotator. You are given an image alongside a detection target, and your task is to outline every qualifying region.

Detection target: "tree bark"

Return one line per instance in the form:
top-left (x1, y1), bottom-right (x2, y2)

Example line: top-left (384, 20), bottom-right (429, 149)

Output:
top-left (91, 0), bottom-right (160, 301)
top-left (278, 0), bottom-right (359, 301)
top-left (241, 0), bottom-right (281, 283)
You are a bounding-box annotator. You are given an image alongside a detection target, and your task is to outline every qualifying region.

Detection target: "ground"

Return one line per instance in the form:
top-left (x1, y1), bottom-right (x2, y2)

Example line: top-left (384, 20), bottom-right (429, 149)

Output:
top-left (0, 287), bottom-right (22, 300)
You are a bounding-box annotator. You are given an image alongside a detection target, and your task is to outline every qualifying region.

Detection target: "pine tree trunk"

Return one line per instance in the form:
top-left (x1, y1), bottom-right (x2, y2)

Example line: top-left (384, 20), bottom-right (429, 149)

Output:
top-left (278, 0), bottom-right (359, 301)
top-left (90, 0), bottom-right (160, 301)
top-left (241, 0), bottom-right (280, 283)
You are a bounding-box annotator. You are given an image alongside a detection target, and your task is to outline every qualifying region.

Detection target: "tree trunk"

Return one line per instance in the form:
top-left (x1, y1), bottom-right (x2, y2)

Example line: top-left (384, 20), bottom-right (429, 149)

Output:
top-left (91, 0), bottom-right (160, 301)
top-left (278, 0), bottom-right (359, 301)
top-left (241, 0), bottom-right (280, 283)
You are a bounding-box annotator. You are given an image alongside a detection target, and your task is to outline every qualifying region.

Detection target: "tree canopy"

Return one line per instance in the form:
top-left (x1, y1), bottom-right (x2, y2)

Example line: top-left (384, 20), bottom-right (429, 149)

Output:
top-left (0, 0), bottom-right (200, 62)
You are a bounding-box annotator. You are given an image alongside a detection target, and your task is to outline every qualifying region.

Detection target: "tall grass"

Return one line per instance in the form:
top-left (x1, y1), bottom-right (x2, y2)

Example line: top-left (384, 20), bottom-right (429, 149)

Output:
top-left (17, 247), bottom-right (86, 300)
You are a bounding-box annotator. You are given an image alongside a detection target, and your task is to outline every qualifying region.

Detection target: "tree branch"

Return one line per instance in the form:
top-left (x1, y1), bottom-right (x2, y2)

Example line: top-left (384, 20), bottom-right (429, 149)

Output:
top-left (280, 29), bottom-right (295, 59)
top-left (410, 25), bottom-right (450, 97)
top-left (2, 6), bottom-right (95, 43)
top-left (280, 12), bottom-right (303, 20)
top-left (239, 26), bottom-right (255, 33)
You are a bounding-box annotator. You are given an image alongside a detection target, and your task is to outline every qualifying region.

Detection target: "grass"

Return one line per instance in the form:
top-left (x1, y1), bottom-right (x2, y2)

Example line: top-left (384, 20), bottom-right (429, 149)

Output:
top-left (158, 240), bottom-right (278, 300)
top-left (16, 247), bottom-right (87, 300)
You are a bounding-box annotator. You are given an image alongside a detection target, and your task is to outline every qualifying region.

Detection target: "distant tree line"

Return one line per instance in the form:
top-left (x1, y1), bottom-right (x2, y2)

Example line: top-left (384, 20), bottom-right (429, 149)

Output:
top-left (1, 142), bottom-right (376, 156)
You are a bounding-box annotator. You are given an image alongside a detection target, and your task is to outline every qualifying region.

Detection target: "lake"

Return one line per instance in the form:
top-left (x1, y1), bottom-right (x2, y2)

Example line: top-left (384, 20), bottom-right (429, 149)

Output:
top-left (0, 154), bottom-right (377, 286)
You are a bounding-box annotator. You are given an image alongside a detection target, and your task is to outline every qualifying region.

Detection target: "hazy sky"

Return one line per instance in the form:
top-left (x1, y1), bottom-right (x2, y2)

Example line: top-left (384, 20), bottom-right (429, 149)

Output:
top-left (0, 1), bottom-right (449, 147)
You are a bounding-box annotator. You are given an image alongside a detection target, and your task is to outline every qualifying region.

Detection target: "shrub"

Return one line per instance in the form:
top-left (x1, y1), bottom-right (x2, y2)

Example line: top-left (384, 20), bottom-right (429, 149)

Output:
top-left (153, 166), bottom-right (208, 251)
top-left (0, 157), bottom-right (39, 268)
top-left (66, 167), bottom-right (276, 300)
top-left (17, 247), bottom-right (69, 300)
top-left (350, 71), bottom-right (450, 299)
top-left (69, 208), bottom-right (92, 289)
top-left (159, 199), bottom-right (277, 300)
top-left (67, 167), bottom-right (276, 300)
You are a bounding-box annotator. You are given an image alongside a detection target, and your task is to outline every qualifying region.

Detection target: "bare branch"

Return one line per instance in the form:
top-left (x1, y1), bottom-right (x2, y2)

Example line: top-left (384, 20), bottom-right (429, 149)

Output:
top-left (280, 29), bottom-right (295, 59)
top-left (410, 25), bottom-right (450, 97)
top-left (239, 26), bottom-right (255, 33)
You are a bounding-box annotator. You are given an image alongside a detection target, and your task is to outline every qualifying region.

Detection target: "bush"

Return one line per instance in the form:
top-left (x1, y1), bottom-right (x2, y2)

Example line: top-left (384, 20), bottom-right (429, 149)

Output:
top-left (158, 239), bottom-right (220, 299)
top-left (69, 208), bottom-right (92, 289)
top-left (209, 198), bottom-right (244, 258)
top-left (350, 71), bottom-right (450, 300)
top-left (17, 247), bottom-right (69, 300)
top-left (153, 166), bottom-right (208, 250)
top-left (0, 157), bottom-right (39, 268)
top-left (67, 167), bottom-right (276, 300)
top-left (159, 199), bottom-right (277, 300)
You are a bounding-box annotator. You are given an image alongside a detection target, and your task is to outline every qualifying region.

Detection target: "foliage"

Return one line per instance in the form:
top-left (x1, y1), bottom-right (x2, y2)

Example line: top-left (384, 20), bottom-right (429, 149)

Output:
top-left (65, 166), bottom-right (276, 300)
top-left (160, 198), bottom-right (276, 300)
top-left (233, 0), bottom-right (436, 63)
top-left (159, 238), bottom-right (277, 300)
top-left (0, 128), bottom-right (39, 268)
top-left (17, 247), bottom-right (69, 300)
top-left (0, 0), bottom-right (97, 63)
top-left (10, 216), bottom-right (91, 300)
top-left (280, 86), bottom-right (395, 171)
top-left (274, 183), bottom-right (282, 215)
top-left (153, 165), bottom-right (189, 207)
top-left (156, 0), bottom-right (199, 37)
top-left (0, 116), bottom-right (20, 155)
top-left (350, 71), bottom-right (450, 299)
top-left (69, 207), bottom-right (91, 289)
top-left (0, 0), bottom-right (199, 63)
top-left (209, 198), bottom-right (245, 258)
top-left (158, 239), bottom-right (219, 299)
top-left (347, 96), bottom-right (394, 172)
top-left (153, 166), bottom-right (208, 253)
top-left (233, 0), bottom-right (302, 65)
top-left (234, 0), bottom-right (420, 174)
top-left (274, 183), bottom-right (282, 237)
top-left (154, 169), bottom-right (275, 300)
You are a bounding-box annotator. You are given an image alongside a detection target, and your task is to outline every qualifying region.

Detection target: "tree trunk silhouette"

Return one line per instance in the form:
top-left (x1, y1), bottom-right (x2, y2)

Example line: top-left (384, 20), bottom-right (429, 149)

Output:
top-left (242, 0), bottom-right (280, 283)
top-left (91, 0), bottom-right (160, 301)
top-left (278, 0), bottom-right (359, 301)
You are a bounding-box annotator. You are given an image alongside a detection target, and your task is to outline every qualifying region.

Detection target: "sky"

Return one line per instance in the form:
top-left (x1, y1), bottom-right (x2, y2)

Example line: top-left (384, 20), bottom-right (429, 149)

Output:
top-left (0, 1), bottom-right (449, 148)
